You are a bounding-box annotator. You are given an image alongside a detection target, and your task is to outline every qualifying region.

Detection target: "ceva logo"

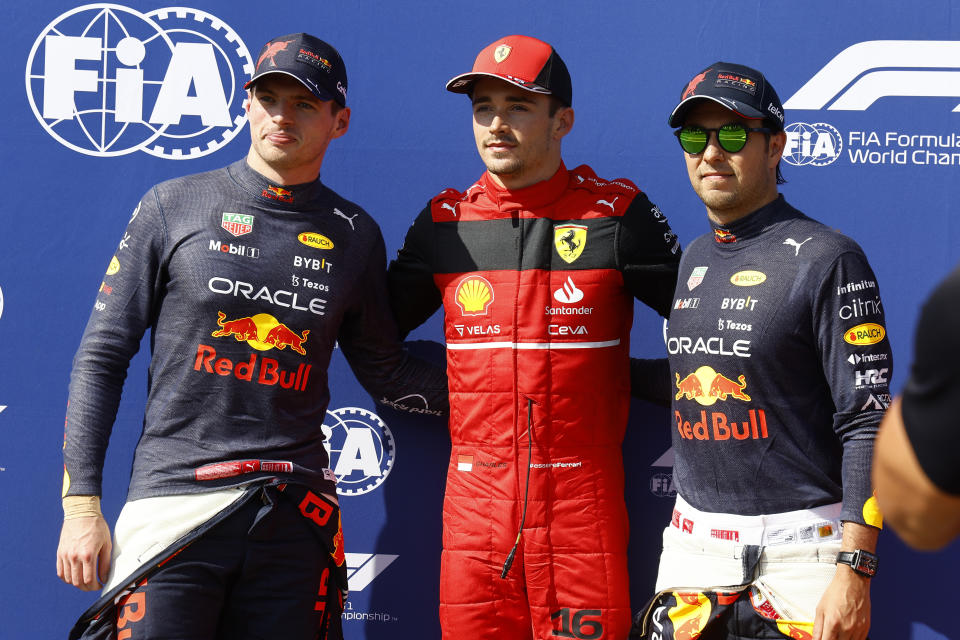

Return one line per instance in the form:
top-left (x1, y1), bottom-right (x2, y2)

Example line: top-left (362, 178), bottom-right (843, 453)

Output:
top-left (25, 4), bottom-right (252, 159)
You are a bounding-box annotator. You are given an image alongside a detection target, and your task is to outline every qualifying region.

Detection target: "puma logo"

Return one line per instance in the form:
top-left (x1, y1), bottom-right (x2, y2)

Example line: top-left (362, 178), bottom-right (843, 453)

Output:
top-left (596, 196), bottom-right (618, 211)
top-left (783, 237), bottom-right (812, 256)
top-left (440, 202), bottom-right (457, 216)
top-left (332, 208), bottom-right (358, 230)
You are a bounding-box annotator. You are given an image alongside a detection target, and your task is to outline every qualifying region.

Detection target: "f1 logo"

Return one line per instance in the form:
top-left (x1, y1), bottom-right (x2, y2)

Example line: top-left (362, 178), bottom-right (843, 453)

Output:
top-left (784, 41), bottom-right (960, 111)
top-left (345, 553), bottom-right (398, 592)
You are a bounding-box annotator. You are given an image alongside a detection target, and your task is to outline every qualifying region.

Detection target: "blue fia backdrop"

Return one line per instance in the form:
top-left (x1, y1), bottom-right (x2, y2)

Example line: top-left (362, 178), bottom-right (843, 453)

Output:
top-left (2, 1), bottom-right (958, 638)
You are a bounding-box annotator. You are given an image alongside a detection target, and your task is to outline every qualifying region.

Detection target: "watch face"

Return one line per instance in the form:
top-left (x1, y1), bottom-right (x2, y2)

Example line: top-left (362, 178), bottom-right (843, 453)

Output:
top-left (854, 551), bottom-right (878, 576)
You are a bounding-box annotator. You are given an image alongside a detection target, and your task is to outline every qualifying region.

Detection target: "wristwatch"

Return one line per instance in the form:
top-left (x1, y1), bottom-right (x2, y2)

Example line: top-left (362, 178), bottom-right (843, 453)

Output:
top-left (836, 549), bottom-right (879, 577)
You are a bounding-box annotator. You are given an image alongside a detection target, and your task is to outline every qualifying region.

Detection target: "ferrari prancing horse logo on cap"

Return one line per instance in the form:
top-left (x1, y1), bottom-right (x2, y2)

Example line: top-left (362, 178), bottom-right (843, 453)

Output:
top-left (494, 44), bottom-right (512, 63)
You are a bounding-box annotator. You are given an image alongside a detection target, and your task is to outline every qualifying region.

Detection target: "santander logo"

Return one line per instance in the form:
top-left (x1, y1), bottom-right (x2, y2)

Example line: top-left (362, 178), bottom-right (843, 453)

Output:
top-left (553, 276), bottom-right (584, 304)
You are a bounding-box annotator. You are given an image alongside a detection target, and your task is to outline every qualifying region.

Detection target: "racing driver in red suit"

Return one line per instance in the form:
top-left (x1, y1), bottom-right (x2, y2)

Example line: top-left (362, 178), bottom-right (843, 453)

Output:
top-left (387, 35), bottom-right (682, 639)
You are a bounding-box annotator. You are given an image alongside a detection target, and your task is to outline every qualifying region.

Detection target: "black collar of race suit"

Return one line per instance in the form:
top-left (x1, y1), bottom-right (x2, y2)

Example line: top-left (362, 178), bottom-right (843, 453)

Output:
top-left (229, 159), bottom-right (329, 210)
top-left (709, 194), bottom-right (794, 247)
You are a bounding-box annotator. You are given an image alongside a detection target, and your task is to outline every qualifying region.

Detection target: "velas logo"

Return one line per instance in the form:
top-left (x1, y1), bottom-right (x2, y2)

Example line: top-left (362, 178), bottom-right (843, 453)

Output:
top-left (784, 41), bottom-right (960, 112)
top-left (844, 322), bottom-right (886, 345)
top-left (221, 212), bottom-right (253, 237)
top-left (211, 310), bottom-right (309, 355)
top-left (554, 224), bottom-right (587, 263)
top-left (26, 5), bottom-right (252, 159)
top-left (783, 123), bottom-right (843, 167)
top-left (455, 275), bottom-right (494, 316)
top-left (730, 270), bottom-right (766, 286)
top-left (299, 232), bottom-right (334, 250)
top-left (321, 407), bottom-right (395, 496)
top-left (675, 366), bottom-right (751, 406)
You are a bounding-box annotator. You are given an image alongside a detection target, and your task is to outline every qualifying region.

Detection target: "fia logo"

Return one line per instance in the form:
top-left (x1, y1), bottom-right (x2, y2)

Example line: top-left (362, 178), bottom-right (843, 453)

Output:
top-left (322, 407), bottom-right (395, 496)
top-left (783, 123), bottom-right (842, 167)
top-left (26, 5), bottom-right (252, 159)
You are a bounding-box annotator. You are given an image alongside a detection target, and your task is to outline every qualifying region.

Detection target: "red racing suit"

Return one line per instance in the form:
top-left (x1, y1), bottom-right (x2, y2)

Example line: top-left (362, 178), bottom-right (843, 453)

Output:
top-left (387, 164), bottom-right (680, 639)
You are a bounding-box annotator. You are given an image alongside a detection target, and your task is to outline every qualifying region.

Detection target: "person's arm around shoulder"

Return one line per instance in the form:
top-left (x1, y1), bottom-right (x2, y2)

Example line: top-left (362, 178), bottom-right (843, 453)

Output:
top-left (387, 202), bottom-right (443, 337)
top-left (617, 191), bottom-right (682, 318)
top-left (57, 496), bottom-right (111, 591)
top-left (874, 398), bottom-right (960, 550)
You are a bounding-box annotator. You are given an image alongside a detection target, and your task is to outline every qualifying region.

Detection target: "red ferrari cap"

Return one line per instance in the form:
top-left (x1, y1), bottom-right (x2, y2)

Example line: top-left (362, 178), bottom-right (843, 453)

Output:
top-left (446, 35), bottom-right (572, 106)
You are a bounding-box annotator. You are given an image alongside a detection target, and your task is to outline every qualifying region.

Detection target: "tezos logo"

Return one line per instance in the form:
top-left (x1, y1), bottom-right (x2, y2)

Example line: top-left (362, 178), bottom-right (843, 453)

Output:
top-left (26, 5), bottom-right (252, 159)
top-left (783, 122), bottom-right (842, 166)
top-left (322, 407), bottom-right (395, 496)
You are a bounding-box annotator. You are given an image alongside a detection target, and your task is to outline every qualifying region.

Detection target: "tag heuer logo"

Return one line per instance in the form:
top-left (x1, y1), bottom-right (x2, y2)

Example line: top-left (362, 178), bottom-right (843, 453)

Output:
top-left (222, 212), bottom-right (254, 237)
top-left (687, 266), bottom-right (708, 291)
top-left (494, 44), bottom-right (512, 63)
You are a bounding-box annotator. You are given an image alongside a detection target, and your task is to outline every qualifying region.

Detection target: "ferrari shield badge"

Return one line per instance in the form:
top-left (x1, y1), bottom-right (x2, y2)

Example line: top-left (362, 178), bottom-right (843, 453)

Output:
top-left (494, 44), bottom-right (512, 63)
top-left (554, 224), bottom-right (587, 263)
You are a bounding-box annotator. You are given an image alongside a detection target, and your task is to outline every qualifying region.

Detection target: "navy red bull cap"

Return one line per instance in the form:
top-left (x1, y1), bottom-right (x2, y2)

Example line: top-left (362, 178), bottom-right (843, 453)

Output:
top-left (245, 33), bottom-right (348, 107)
top-left (446, 35), bottom-right (572, 107)
top-left (669, 62), bottom-right (784, 131)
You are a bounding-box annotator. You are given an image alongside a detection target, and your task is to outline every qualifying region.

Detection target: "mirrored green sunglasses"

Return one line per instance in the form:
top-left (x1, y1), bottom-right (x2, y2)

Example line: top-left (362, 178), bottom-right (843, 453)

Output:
top-left (675, 123), bottom-right (771, 154)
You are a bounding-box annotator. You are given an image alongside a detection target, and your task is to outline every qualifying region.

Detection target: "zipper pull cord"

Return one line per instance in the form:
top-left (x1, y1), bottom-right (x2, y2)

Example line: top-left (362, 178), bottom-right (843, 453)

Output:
top-left (501, 397), bottom-right (535, 579)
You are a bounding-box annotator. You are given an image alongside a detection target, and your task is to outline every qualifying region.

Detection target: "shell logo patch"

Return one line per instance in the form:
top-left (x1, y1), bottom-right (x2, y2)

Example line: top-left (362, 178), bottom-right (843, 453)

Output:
top-left (455, 275), bottom-right (494, 316)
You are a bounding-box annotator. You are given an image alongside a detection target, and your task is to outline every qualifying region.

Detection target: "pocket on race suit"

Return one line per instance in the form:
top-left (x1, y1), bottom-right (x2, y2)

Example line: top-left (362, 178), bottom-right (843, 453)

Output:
top-left (753, 540), bottom-right (842, 621)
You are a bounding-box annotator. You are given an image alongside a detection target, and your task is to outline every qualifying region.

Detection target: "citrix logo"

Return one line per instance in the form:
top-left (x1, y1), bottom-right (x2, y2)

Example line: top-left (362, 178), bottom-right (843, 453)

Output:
top-left (784, 41), bottom-right (960, 112)
top-left (26, 4), bottom-right (252, 159)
